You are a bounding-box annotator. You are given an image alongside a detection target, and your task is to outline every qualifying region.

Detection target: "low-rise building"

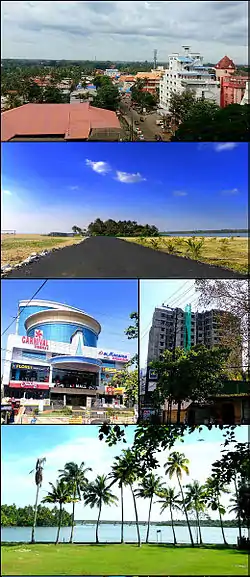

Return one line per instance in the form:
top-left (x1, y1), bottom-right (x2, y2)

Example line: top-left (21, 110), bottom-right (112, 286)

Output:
top-left (220, 75), bottom-right (250, 107)
top-left (135, 70), bottom-right (165, 95)
top-left (1, 103), bottom-right (121, 141)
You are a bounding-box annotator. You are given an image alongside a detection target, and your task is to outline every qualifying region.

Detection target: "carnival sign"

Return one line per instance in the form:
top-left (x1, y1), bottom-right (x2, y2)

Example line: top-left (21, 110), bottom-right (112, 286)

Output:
top-left (22, 335), bottom-right (49, 351)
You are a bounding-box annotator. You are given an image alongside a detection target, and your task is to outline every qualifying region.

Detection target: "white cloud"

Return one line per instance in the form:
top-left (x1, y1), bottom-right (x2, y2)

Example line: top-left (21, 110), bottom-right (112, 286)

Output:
top-left (69, 185), bottom-right (79, 190)
top-left (2, 189), bottom-right (12, 195)
top-left (1, 1), bottom-right (248, 62)
top-left (213, 143), bottom-right (239, 152)
top-left (221, 187), bottom-right (239, 195)
top-left (115, 171), bottom-right (146, 184)
top-left (85, 159), bottom-right (111, 175)
top-left (173, 190), bottom-right (188, 197)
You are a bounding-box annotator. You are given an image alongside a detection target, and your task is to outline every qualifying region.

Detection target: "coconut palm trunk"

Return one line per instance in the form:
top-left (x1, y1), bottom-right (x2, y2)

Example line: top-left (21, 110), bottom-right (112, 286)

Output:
top-left (121, 484), bottom-right (124, 544)
top-left (177, 475), bottom-right (194, 547)
top-left (96, 503), bottom-right (102, 544)
top-left (170, 505), bottom-right (177, 545)
top-left (146, 495), bottom-right (153, 543)
top-left (195, 508), bottom-right (202, 544)
top-left (218, 504), bottom-right (227, 545)
top-left (69, 493), bottom-right (76, 544)
top-left (234, 476), bottom-right (242, 540)
top-left (55, 503), bottom-right (63, 545)
top-left (31, 484), bottom-right (40, 544)
top-left (130, 485), bottom-right (141, 547)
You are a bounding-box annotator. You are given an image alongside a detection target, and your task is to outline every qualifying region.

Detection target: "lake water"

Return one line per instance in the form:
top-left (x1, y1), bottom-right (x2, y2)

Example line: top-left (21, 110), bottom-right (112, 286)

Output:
top-left (1, 524), bottom-right (247, 545)
top-left (160, 233), bottom-right (248, 238)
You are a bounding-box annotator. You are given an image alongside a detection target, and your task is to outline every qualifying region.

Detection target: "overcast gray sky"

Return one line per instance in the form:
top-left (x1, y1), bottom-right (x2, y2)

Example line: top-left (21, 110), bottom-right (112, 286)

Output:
top-left (1, 1), bottom-right (248, 63)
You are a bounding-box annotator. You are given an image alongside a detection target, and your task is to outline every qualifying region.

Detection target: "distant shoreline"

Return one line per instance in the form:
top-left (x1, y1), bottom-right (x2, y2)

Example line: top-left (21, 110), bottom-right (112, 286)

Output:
top-left (159, 230), bottom-right (249, 235)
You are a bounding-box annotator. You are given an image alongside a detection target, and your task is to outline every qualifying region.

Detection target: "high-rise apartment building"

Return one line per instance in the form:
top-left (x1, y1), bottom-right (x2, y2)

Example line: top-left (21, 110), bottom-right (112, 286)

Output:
top-left (147, 305), bottom-right (240, 364)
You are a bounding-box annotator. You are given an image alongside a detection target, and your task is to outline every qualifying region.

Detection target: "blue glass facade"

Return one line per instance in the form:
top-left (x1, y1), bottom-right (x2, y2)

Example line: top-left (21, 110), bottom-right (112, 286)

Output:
top-left (27, 323), bottom-right (97, 347)
top-left (17, 305), bottom-right (52, 336)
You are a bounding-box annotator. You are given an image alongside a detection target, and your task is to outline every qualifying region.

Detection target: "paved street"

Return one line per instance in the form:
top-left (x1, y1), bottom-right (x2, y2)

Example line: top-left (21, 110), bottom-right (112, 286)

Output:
top-left (119, 99), bottom-right (170, 141)
top-left (4, 236), bottom-right (245, 279)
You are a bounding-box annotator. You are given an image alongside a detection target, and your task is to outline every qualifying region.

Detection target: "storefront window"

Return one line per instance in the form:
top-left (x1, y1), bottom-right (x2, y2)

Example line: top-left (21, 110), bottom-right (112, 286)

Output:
top-left (52, 368), bottom-right (97, 389)
top-left (11, 364), bottom-right (50, 382)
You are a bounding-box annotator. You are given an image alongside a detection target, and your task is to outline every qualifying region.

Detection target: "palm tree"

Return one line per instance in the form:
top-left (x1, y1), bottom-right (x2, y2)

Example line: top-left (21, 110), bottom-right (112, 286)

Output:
top-left (58, 461), bottom-right (92, 543)
top-left (156, 486), bottom-right (182, 545)
top-left (135, 474), bottom-right (165, 543)
top-left (108, 461), bottom-right (128, 543)
top-left (185, 480), bottom-right (206, 545)
top-left (229, 491), bottom-right (242, 541)
top-left (164, 451), bottom-right (194, 547)
top-left (29, 457), bottom-right (46, 544)
top-left (205, 476), bottom-right (229, 545)
top-left (42, 480), bottom-right (72, 544)
top-left (111, 449), bottom-right (142, 547)
top-left (83, 475), bottom-right (118, 543)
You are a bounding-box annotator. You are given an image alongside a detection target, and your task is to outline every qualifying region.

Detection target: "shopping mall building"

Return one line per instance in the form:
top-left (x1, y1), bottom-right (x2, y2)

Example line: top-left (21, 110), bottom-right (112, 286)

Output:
top-left (2, 300), bottom-right (130, 410)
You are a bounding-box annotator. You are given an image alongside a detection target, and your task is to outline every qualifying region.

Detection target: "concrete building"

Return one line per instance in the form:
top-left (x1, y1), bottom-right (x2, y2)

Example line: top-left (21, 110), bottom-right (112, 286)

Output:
top-left (159, 47), bottom-right (220, 115)
top-left (135, 70), bottom-right (165, 95)
top-left (220, 75), bottom-right (250, 107)
top-left (241, 81), bottom-right (250, 105)
top-left (147, 305), bottom-right (240, 363)
top-left (2, 299), bottom-right (130, 411)
top-left (105, 69), bottom-right (120, 78)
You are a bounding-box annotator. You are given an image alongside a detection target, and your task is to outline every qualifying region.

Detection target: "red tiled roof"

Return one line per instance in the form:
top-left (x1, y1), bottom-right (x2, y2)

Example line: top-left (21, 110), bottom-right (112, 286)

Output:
top-left (215, 55), bottom-right (236, 69)
top-left (1, 103), bottom-right (120, 141)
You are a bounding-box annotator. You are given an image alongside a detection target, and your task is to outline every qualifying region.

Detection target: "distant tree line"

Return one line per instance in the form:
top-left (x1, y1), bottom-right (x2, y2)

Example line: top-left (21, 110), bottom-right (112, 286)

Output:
top-left (72, 219), bottom-right (159, 237)
top-left (1, 504), bottom-right (72, 527)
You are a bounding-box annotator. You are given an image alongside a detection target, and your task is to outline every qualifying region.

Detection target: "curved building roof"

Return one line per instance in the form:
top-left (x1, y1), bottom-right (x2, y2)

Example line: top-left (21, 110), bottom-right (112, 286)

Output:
top-left (21, 300), bottom-right (101, 336)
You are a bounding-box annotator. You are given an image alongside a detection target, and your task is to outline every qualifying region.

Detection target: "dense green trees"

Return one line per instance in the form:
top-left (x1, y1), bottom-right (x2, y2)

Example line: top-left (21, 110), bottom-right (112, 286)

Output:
top-left (149, 344), bottom-right (231, 423)
top-left (130, 79), bottom-right (158, 111)
top-left (1, 504), bottom-right (72, 527)
top-left (87, 219), bottom-right (159, 237)
top-left (171, 103), bottom-right (249, 142)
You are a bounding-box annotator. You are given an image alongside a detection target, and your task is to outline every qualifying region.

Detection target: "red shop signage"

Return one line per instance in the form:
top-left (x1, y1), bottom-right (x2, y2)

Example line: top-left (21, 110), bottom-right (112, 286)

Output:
top-left (21, 336), bottom-right (49, 350)
top-left (9, 381), bottom-right (50, 390)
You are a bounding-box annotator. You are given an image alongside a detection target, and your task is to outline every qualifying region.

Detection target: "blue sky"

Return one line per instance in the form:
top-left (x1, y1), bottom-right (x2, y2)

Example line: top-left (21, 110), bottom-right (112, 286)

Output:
top-left (1, 279), bottom-right (138, 369)
top-left (2, 142), bottom-right (248, 233)
top-left (2, 424), bottom-right (247, 521)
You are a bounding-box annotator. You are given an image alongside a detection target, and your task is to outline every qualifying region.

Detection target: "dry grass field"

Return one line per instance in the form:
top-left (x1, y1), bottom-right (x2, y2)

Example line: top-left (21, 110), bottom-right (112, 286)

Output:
top-left (123, 236), bottom-right (248, 274)
top-left (1, 234), bottom-right (84, 267)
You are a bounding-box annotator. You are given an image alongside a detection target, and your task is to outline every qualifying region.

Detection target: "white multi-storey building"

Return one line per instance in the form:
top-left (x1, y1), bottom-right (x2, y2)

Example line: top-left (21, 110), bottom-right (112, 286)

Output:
top-left (159, 47), bottom-right (220, 115)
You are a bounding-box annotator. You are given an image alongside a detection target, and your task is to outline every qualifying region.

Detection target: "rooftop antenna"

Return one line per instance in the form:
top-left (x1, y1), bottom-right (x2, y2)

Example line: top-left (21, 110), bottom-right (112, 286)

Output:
top-left (182, 45), bottom-right (191, 56)
top-left (153, 49), bottom-right (158, 69)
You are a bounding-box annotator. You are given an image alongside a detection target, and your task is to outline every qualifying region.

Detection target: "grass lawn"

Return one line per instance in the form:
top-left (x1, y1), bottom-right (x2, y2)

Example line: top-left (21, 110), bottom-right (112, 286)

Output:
top-left (1, 543), bottom-right (248, 575)
top-left (123, 236), bottom-right (248, 274)
top-left (1, 234), bottom-right (84, 266)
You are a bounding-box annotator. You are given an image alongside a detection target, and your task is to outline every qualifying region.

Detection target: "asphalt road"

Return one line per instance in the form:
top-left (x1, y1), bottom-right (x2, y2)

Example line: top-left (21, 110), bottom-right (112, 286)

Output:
top-left (119, 99), bottom-right (168, 141)
top-left (4, 237), bottom-right (246, 279)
